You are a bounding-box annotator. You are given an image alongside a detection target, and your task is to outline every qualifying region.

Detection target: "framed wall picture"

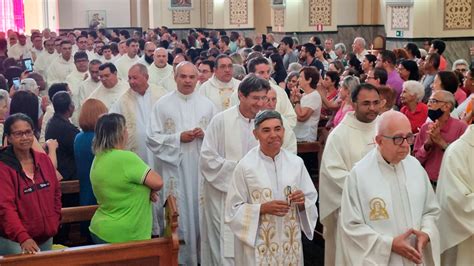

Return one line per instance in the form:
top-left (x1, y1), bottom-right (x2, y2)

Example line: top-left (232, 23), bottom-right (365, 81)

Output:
top-left (170, 0), bottom-right (192, 10)
top-left (271, 0), bottom-right (285, 9)
top-left (87, 10), bottom-right (106, 29)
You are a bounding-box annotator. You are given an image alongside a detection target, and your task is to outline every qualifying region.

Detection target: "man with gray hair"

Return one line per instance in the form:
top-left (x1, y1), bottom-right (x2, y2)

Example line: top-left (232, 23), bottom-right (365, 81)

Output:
top-left (414, 90), bottom-right (468, 184)
top-left (225, 110), bottom-right (318, 265)
top-left (148, 47), bottom-right (177, 92)
top-left (200, 74), bottom-right (270, 266)
top-left (334, 42), bottom-right (347, 63)
top-left (147, 61), bottom-right (216, 265)
top-left (352, 37), bottom-right (368, 62)
top-left (339, 110), bottom-right (440, 265)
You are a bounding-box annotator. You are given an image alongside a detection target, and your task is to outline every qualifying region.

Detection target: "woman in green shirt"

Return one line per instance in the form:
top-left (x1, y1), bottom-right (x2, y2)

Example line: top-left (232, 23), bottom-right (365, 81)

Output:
top-left (89, 113), bottom-right (163, 243)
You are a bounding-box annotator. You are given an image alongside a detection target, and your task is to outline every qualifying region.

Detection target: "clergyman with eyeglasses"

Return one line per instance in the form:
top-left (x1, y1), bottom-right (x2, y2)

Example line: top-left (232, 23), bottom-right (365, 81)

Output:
top-left (338, 110), bottom-right (441, 265)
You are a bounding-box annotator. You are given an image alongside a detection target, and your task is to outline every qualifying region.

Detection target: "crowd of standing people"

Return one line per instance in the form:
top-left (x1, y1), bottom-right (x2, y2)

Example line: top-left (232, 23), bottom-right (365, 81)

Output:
top-left (0, 26), bottom-right (472, 265)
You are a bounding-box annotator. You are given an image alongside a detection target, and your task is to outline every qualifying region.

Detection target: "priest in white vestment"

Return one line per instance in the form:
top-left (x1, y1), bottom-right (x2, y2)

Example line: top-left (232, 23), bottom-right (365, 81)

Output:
top-left (319, 83), bottom-right (380, 266)
top-left (148, 47), bottom-right (177, 92)
top-left (245, 56), bottom-right (297, 128)
top-left (199, 74), bottom-right (271, 266)
top-left (77, 60), bottom-right (101, 105)
top-left (199, 55), bottom-right (241, 112)
top-left (87, 62), bottom-right (128, 109)
top-left (436, 125), bottom-right (474, 266)
top-left (46, 40), bottom-right (75, 85)
top-left (265, 88), bottom-right (297, 153)
top-left (225, 110), bottom-right (318, 265)
top-left (114, 39), bottom-right (140, 80)
top-left (137, 41), bottom-right (156, 67)
top-left (65, 51), bottom-right (89, 125)
top-left (147, 62), bottom-right (217, 265)
top-left (339, 110), bottom-right (440, 265)
top-left (33, 39), bottom-right (58, 78)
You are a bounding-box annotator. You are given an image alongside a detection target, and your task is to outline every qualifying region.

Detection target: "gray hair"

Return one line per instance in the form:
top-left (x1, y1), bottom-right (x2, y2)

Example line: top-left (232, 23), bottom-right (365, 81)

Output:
top-left (287, 62), bottom-right (302, 73)
top-left (334, 43), bottom-right (346, 54)
top-left (174, 61), bottom-right (198, 77)
top-left (434, 90), bottom-right (456, 111)
top-left (0, 89), bottom-right (9, 105)
top-left (130, 63), bottom-right (148, 76)
top-left (92, 113), bottom-right (126, 154)
top-left (452, 59), bottom-right (469, 71)
top-left (354, 37), bottom-right (366, 48)
top-left (341, 75), bottom-right (360, 92)
top-left (402, 80), bottom-right (424, 102)
top-left (255, 110), bottom-right (283, 128)
top-left (285, 71), bottom-right (299, 83)
top-left (233, 64), bottom-right (247, 80)
top-left (19, 78), bottom-right (39, 95)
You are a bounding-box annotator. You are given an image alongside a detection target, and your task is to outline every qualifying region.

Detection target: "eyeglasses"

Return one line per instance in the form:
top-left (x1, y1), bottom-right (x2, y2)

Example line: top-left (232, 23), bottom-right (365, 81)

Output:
top-left (10, 129), bottom-right (34, 138)
top-left (427, 98), bottom-right (447, 104)
top-left (382, 134), bottom-right (415, 145)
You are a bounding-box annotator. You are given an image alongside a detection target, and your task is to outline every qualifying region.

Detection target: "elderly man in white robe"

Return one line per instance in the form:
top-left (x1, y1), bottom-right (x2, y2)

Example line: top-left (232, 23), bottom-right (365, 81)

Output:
top-left (200, 74), bottom-right (270, 266)
top-left (199, 54), bottom-right (241, 112)
top-left (319, 82), bottom-right (382, 266)
top-left (114, 38), bottom-right (140, 80)
top-left (147, 62), bottom-right (217, 265)
top-left (148, 47), bottom-right (177, 92)
top-left (436, 124), bottom-right (474, 266)
top-left (87, 62), bottom-right (128, 109)
top-left (77, 59), bottom-right (101, 105)
top-left (46, 40), bottom-right (75, 85)
top-left (245, 56), bottom-right (297, 128)
top-left (65, 51), bottom-right (89, 125)
top-left (225, 110), bottom-right (318, 265)
top-left (339, 110), bottom-right (441, 265)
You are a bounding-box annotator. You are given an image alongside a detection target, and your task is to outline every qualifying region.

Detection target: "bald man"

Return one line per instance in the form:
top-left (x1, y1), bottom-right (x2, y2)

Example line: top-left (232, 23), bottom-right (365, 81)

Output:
top-left (148, 47), bottom-right (177, 92)
top-left (138, 41), bottom-right (157, 67)
top-left (338, 111), bottom-right (440, 265)
top-left (147, 62), bottom-right (217, 265)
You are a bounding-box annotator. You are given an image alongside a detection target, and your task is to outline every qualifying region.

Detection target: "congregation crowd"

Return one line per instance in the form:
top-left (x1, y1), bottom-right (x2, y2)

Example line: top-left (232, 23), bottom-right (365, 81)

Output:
top-left (0, 26), bottom-right (473, 265)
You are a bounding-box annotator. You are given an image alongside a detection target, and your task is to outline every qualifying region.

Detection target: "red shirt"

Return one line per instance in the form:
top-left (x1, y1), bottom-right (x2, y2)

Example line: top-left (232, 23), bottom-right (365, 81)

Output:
top-left (0, 147), bottom-right (61, 244)
top-left (400, 102), bottom-right (428, 133)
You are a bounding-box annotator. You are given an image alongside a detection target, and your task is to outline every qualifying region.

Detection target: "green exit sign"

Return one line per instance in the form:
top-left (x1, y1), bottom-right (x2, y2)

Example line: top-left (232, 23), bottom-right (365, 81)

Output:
top-left (396, 30), bottom-right (404, 37)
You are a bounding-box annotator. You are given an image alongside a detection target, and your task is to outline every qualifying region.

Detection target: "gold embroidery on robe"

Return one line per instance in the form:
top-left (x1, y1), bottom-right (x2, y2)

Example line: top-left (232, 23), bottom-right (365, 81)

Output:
top-left (369, 197), bottom-right (389, 220)
top-left (219, 88), bottom-right (234, 110)
top-left (164, 118), bottom-right (176, 134)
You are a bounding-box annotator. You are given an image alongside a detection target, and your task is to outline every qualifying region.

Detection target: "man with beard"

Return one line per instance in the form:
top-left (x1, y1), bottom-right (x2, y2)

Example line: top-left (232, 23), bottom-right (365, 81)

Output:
top-left (319, 83), bottom-right (382, 266)
top-left (138, 41), bottom-right (157, 67)
top-left (299, 43), bottom-right (325, 77)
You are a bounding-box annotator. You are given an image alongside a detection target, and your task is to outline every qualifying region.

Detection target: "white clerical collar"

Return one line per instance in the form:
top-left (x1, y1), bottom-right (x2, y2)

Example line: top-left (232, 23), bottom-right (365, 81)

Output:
top-left (153, 63), bottom-right (172, 73)
top-left (375, 147), bottom-right (402, 168)
top-left (237, 106), bottom-right (254, 123)
top-left (176, 89), bottom-right (194, 100)
top-left (344, 111), bottom-right (378, 131)
top-left (258, 146), bottom-right (282, 162)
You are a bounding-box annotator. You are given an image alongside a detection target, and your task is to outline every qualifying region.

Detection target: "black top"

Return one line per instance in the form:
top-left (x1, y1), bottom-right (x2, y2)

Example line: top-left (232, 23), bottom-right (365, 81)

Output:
top-left (45, 113), bottom-right (79, 180)
top-left (305, 58), bottom-right (326, 77)
top-left (272, 69), bottom-right (287, 85)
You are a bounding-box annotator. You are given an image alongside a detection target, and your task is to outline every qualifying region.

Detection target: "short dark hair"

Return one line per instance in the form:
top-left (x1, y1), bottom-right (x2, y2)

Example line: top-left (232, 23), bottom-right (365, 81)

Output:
top-left (405, 42), bottom-right (421, 58)
top-left (325, 71), bottom-right (340, 87)
top-left (9, 90), bottom-right (39, 132)
top-left (99, 62), bottom-right (117, 73)
top-left (437, 71), bottom-right (459, 94)
top-left (351, 83), bottom-right (380, 103)
top-left (303, 43), bottom-right (316, 57)
top-left (373, 67), bottom-right (388, 85)
top-left (380, 50), bottom-right (396, 65)
top-left (4, 113), bottom-right (34, 137)
top-left (48, 83), bottom-right (68, 101)
top-left (238, 73), bottom-right (271, 97)
top-left (215, 54), bottom-right (232, 68)
top-left (247, 57), bottom-right (270, 73)
top-left (52, 91), bottom-right (72, 114)
top-left (364, 54), bottom-right (377, 68)
top-left (281, 36), bottom-right (294, 48)
top-left (310, 36), bottom-right (322, 45)
top-left (220, 35), bottom-right (230, 46)
top-left (199, 60), bottom-right (215, 71)
top-left (299, 67), bottom-right (320, 89)
top-left (428, 53), bottom-right (441, 70)
top-left (119, 30), bottom-right (130, 39)
top-left (431, 39), bottom-right (446, 55)
top-left (76, 35), bottom-right (87, 42)
top-left (126, 38), bottom-right (138, 47)
top-left (74, 51), bottom-right (88, 62)
top-left (60, 40), bottom-right (72, 46)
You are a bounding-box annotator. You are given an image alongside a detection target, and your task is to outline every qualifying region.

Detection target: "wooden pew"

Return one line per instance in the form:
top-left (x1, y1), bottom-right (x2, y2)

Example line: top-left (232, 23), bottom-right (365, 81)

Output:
top-left (296, 141), bottom-right (322, 154)
top-left (60, 180), bottom-right (80, 195)
top-left (0, 196), bottom-right (180, 266)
